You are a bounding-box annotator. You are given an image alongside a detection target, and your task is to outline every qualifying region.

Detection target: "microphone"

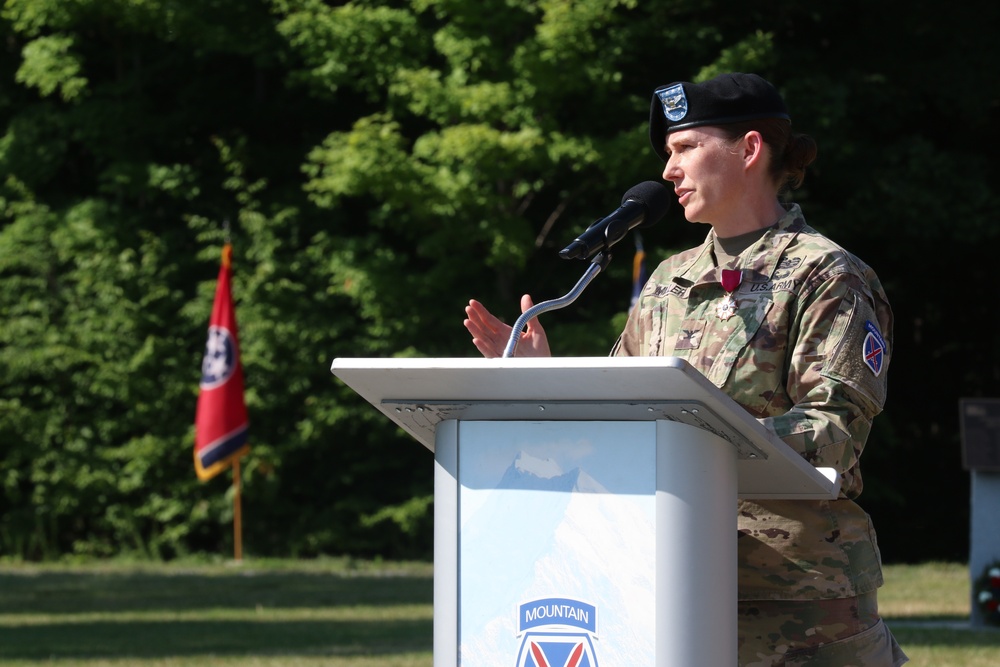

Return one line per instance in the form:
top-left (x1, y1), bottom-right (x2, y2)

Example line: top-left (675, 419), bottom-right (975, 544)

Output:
top-left (558, 181), bottom-right (672, 260)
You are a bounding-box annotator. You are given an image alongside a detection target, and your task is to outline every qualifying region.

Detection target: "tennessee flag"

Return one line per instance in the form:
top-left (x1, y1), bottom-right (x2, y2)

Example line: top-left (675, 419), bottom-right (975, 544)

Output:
top-left (194, 243), bottom-right (249, 481)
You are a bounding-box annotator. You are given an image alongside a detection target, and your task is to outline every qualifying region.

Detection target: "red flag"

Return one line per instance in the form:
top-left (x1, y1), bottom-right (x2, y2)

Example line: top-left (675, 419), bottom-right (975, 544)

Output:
top-left (194, 243), bottom-right (249, 481)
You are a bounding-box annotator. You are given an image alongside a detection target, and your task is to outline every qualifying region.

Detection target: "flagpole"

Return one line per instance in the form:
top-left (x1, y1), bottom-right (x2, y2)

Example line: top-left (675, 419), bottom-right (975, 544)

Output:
top-left (223, 220), bottom-right (242, 563)
top-left (233, 458), bottom-right (243, 562)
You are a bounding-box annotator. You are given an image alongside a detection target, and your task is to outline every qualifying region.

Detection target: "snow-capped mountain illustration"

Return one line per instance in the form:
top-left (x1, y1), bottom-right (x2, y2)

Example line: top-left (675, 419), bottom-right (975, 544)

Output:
top-left (497, 451), bottom-right (608, 494)
top-left (459, 438), bottom-right (656, 666)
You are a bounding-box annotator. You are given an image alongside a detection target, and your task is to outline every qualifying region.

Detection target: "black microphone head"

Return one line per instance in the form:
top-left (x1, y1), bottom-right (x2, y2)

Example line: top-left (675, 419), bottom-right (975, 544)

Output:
top-left (558, 181), bottom-right (672, 260)
top-left (622, 181), bottom-right (672, 229)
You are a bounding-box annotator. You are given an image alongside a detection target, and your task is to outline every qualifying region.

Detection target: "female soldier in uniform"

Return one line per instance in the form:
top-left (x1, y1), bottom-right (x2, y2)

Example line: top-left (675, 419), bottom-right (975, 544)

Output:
top-left (464, 72), bottom-right (907, 666)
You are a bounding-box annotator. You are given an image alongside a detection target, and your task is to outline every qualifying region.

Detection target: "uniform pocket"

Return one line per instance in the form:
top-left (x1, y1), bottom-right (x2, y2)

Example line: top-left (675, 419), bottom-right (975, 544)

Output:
top-left (702, 294), bottom-right (776, 389)
top-left (783, 618), bottom-right (908, 666)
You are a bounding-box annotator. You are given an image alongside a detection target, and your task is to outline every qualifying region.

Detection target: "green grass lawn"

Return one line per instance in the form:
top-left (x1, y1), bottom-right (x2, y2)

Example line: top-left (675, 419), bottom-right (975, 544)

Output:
top-left (0, 558), bottom-right (433, 667)
top-left (878, 562), bottom-right (1000, 666)
top-left (0, 559), bottom-right (996, 666)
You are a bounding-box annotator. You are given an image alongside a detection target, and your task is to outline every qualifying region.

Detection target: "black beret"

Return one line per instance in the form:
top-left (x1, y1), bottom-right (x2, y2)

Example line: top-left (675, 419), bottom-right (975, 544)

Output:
top-left (649, 72), bottom-right (790, 162)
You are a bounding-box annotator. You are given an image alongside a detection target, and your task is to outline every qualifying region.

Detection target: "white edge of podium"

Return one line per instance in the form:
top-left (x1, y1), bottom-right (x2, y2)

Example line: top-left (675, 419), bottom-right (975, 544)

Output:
top-left (330, 356), bottom-right (841, 500)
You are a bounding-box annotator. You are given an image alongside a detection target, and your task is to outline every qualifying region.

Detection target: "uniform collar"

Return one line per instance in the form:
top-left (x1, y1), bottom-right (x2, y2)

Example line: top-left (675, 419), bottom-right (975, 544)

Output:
top-left (672, 204), bottom-right (806, 286)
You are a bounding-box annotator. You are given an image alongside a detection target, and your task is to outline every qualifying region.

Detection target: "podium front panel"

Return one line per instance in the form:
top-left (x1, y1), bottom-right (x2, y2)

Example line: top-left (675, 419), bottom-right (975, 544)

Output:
top-left (455, 420), bottom-right (656, 666)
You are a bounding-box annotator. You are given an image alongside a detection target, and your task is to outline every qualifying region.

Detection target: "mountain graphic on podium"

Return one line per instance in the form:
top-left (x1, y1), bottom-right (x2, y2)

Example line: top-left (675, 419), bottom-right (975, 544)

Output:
top-left (459, 448), bottom-right (655, 665)
top-left (496, 450), bottom-right (608, 493)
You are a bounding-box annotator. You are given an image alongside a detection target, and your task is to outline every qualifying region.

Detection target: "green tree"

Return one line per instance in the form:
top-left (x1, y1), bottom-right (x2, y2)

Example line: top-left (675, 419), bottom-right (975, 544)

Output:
top-left (1, 0), bottom-right (998, 563)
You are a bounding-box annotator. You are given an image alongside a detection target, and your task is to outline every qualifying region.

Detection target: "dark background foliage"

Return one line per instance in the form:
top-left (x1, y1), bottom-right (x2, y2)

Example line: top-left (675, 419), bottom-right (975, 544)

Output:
top-left (1, 0), bottom-right (997, 563)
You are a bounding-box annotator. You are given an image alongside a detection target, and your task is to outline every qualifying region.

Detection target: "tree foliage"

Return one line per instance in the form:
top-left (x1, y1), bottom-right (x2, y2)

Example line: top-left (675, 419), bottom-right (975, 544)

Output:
top-left (1, 0), bottom-right (997, 562)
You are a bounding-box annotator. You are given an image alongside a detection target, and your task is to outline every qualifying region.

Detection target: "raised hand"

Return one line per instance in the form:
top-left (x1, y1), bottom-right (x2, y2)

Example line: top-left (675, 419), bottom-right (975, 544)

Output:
top-left (463, 294), bottom-right (552, 358)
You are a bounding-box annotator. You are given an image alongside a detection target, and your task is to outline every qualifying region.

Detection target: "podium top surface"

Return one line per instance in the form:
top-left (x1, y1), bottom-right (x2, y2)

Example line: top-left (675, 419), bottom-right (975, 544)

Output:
top-left (331, 356), bottom-right (839, 499)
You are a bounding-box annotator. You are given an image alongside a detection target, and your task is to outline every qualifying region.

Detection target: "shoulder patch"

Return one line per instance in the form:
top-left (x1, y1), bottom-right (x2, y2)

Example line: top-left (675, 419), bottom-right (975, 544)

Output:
top-left (822, 293), bottom-right (889, 410)
top-left (862, 321), bottom-right (886, 377)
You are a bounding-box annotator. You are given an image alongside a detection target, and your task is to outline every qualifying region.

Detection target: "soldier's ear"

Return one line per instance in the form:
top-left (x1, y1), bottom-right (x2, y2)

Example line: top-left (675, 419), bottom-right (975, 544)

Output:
top-left (741, 131), bottom-right (766, 171)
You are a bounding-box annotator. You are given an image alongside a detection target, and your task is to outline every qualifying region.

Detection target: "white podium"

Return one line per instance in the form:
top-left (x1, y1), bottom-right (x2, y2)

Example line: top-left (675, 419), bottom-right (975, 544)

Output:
top-left (332, 356), bottom-right (839, 667)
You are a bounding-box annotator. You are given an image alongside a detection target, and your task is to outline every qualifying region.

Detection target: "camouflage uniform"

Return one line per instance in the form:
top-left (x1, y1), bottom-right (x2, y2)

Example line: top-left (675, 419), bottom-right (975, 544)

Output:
top-left (613, 204), bottom-right (907, 665)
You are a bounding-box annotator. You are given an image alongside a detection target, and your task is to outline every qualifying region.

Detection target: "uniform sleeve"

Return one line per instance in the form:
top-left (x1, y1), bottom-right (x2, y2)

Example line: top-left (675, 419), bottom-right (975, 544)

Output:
top-left (759, 270), bottom-right (893, 498)
top-left (611, 299), bottom-right (642, 357)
